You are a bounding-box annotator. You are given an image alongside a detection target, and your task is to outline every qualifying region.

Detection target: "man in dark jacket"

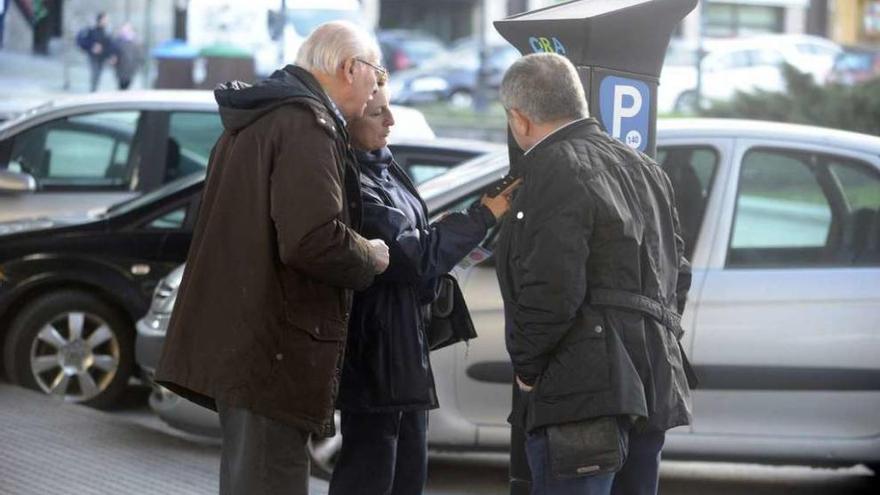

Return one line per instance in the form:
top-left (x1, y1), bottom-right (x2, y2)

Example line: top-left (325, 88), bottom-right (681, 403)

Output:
top-left (76, 12), bottom-right (116, 92)
top-left (156, 22), bottom-right (390, 495)
top-left (496, 53), bottom-right (693, 495)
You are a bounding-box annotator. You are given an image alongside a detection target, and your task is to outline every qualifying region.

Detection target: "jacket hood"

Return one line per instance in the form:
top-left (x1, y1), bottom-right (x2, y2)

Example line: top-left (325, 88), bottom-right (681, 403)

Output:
top-left (214, 65), bottom-right (333, 132)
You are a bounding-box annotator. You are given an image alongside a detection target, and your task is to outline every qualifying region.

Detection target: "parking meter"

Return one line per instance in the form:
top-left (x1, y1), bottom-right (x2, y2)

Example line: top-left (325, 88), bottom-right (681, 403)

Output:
top-left (494, 1), bottom-right (696, 492)
top-left (495, 0), bottom-right (697, 158)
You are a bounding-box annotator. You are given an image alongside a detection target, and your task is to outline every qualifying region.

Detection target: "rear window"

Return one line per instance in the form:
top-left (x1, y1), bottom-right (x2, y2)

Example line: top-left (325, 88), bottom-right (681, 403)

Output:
top-left (834, 52), bottom-right (875, 71)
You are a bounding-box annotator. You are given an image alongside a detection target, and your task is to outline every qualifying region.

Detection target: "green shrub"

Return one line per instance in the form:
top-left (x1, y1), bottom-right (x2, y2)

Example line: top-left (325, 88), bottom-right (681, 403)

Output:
top-left (701, 64), bottom-right (880, 136)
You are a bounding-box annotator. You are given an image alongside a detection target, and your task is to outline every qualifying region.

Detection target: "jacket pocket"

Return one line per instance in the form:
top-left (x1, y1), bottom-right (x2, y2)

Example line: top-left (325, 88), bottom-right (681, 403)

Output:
top-left (286, 312), bottom-right (347, 342)
top-left (538, 314), bottom-right (611, 397)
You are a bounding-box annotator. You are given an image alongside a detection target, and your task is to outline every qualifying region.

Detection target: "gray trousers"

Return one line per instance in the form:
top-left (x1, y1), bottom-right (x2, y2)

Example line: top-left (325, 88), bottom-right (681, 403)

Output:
top-left (218, 402), bottom-right (311, 495)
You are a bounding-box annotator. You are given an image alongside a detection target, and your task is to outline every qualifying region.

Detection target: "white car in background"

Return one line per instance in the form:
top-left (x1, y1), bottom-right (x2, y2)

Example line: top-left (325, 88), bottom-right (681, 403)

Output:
top-left (137, 119), bottom-right (880, 477)
top-left (659, 34), bottom-right (842, 114)
top-left (0, 92), bottom-right (432, 223)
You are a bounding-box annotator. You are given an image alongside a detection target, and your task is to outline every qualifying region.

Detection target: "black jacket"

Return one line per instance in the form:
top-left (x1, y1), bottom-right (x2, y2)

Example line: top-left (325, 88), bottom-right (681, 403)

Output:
top-left (336, 147), bottom-right (495, 412)
top-left (156, 66), bottom-right (375, 437)
top-left (497, 118), bottom-right (692, 433)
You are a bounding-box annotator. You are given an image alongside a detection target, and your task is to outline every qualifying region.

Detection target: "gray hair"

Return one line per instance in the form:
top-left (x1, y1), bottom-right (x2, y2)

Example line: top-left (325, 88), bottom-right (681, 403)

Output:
top-left (500, 53), bottom-right (589, 124)
top-left (295, 21), bottom-right (380, 75)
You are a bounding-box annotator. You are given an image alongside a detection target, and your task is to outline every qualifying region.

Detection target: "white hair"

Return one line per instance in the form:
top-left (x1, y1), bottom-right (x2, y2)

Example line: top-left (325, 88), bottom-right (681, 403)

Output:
top-left (295, 21), bottom-right (380, 75)
top-left (500, 53), bottom-right (589, 124)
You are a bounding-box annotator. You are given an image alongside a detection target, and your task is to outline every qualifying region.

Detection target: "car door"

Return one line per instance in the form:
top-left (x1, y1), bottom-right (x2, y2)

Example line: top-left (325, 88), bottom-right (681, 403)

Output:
top-left (690, 139), bottom-right (880, 441)
top-left (120, 194), bottom-right (200, 304)
top-left (0, 110), bottom-right (147, 222)
top-left (448, 139), bottom-right (729, 448)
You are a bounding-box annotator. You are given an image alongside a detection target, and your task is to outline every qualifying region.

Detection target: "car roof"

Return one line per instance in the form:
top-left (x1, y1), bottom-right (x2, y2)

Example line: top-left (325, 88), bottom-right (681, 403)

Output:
top-left (420, 118), bottom-right (880, 208)
top-left (17, 90), bottom-right (218, 115)
top-left (0, 91), bottom-right (436, 140)
top-left (0, 91), bottom-right (219, 136)
top-left (658, 118), bottom-right (880, 151)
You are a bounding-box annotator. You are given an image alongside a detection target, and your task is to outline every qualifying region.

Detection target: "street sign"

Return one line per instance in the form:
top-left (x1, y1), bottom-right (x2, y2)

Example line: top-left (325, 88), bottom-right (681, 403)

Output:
top-left (599, 75), bottom-right (650, 152)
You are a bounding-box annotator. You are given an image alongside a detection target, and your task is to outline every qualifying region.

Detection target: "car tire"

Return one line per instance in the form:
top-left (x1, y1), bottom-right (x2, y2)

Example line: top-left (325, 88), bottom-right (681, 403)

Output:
top-left (307, 411), bottom-right (342, 480)
top-left (448, 89), bottom-right (474, 109)
top-left (3, 290), bottom-right (134, 409)
top-left (674, 90), bottom-right (698, 114)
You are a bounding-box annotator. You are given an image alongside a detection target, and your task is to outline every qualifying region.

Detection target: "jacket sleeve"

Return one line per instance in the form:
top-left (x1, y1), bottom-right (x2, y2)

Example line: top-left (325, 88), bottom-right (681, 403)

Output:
top-left (670, 185), bottom-right (692, 315)
top-left (507, 161), bottom-right (594, 386)
top-left (359, 188), bottom-right (494, 286)
top-left (269, 114), bottom-right (376, 290)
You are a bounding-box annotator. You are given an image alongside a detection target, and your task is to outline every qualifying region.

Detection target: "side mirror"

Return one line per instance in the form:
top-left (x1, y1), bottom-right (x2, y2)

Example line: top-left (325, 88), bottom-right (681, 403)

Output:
top-left (0, 169), bottom-right (37, 194)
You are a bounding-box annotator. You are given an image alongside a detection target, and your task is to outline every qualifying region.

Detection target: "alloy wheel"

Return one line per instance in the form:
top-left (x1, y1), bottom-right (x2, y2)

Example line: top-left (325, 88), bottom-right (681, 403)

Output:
top-left (28, 311), bottom-right (121, 403)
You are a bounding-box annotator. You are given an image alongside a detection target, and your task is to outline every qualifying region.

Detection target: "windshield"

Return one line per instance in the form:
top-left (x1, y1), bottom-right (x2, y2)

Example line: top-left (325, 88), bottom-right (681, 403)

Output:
top-left (286, 9), bottom-right (361, 36)
top-left (104, 172), bottom-right (204, 217)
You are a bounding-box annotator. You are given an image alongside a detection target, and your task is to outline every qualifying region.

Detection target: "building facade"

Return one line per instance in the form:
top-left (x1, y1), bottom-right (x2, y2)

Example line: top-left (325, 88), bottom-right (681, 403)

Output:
top-left (832, 0), bottom-right (880, 46)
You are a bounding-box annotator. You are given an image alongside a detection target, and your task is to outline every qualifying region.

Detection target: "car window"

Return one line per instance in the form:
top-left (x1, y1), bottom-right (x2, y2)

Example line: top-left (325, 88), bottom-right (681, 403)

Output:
top-left (834, 51), bottom-right (873, 71)
top-left (728, 149), bottom-right (832, 267)
top-left (749, 49), bottom-right (784, 67)
top-left (8, 111), bottom-right (140, 189)
top-left (146, 205), bottom-right (188, 230)
top-left (827, 158), bottom-right (880, 264)
top-left (707, 50), bottom-right (749, 71)
top-left (657, 146), bottom-right (720, 258)
top-left (408, 163), bottom-right (452, 184)
top-left (401, 39), bottom-right (445, 61)
top-left (165, 112), bottom-right (223, 182)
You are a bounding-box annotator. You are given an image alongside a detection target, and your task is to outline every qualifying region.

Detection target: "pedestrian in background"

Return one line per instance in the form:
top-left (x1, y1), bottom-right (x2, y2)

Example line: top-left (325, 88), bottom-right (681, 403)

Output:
top-left (328, 80), bottom-right (518, 495)
top-left (496, 53), bottom-right (694, 495)
top-left (76, 12), bottom-right (116, 92)
top-left (113, 22), bottom-right (144, 90)
top-left (155, 21), bottom-right (390, 495)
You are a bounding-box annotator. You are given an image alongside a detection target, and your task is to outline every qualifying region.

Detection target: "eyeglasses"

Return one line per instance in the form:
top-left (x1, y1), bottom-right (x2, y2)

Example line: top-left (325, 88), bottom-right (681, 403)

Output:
top-left (354, 58), bottom-right (388, 84)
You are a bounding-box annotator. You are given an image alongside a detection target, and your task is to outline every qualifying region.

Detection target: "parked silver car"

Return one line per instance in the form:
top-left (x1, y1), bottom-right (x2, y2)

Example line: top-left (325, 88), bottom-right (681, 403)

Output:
top-left (138, 119), bottom-right (880, 476)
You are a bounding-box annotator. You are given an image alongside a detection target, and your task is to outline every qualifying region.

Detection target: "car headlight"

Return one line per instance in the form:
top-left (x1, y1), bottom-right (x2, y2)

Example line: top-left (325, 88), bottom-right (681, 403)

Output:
top-left (150, 279), bottom-right (179, 315)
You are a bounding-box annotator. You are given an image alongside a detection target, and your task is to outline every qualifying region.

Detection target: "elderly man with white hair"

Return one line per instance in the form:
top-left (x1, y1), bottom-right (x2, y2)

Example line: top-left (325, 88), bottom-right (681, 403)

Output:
top-left (496, 53), bottom-right (694, 495)
top-left (156, 21), bottom-right (391, 495)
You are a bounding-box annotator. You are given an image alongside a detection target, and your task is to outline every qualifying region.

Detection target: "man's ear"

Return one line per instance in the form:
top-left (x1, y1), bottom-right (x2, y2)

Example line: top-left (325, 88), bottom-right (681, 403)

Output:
top-left (340, 58), bottom-right (357, 84)
top-left (509, 108), bottom-right (530, 137)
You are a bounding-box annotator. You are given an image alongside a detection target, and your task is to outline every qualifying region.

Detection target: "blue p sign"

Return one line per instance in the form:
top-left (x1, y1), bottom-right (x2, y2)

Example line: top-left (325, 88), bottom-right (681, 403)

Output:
top-left (598, 76), bottom-right (650, 152)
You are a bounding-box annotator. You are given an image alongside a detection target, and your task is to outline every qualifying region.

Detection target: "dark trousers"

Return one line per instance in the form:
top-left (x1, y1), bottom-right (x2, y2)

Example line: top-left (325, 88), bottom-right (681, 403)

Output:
top-left (88, 57), bottom-right (105, 92)
top-left (526, 424), bottom-right (665, 495)
top-left (217, 402), bottom-right (311, 495)
top-left (328, 410), bottom-right (428, 495)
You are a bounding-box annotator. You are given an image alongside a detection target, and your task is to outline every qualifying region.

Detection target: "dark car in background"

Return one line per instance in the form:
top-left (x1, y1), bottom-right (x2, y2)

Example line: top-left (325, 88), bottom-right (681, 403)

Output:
top-left (0, 173), bottom-right (203, 408)
top-left (378, 30), bottom-right (447, 73)
top-left (827, 46), bottom-right (880, 86)
top-left (389, 38), bottom-right (520, 108)
top-left (0, 138), bottom-right (499, 408)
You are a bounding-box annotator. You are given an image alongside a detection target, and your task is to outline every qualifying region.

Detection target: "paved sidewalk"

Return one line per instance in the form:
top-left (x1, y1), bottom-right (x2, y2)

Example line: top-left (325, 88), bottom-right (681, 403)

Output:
top-left (0, 383), bottom-right (329, 495)
top-left (0, 48), bottom-right (149, 117)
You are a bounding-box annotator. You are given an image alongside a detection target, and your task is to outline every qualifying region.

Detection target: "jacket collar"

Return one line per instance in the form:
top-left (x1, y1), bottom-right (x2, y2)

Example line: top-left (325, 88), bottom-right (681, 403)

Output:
top-left (519, 118), bottom-right (602, 177)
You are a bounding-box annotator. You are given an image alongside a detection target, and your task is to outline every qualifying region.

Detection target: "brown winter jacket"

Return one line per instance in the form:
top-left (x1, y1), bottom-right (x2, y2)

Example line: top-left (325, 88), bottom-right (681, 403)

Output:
top-left (156, 66), bottom-right (376, 437)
